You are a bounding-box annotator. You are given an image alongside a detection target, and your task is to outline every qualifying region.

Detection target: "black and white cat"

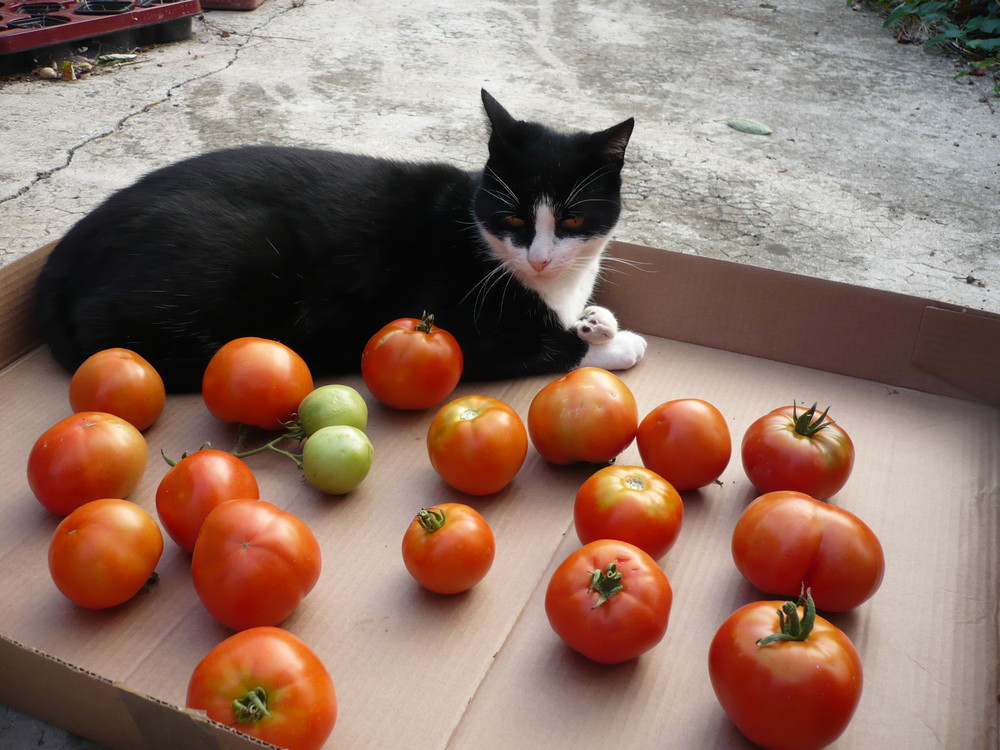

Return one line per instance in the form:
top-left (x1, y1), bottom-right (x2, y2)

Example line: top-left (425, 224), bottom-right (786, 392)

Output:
top-left (35, 90), bottom-right (646, 391)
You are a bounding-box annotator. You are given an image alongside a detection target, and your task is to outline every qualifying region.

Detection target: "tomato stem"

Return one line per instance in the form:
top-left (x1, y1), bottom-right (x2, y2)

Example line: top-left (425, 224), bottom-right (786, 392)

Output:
top-left (231, 424), bottom-right (305, 468)
top-left (232, 687), bottom-right (271, 724)
top-left (587, 562), bottom-right (624, 609)
top-left (791, 402), bottom-right (835, 437)
top-left (416, 311), bottom-right (436, 334)
top-left (756, 587), bottom-right (817, 646)
top-left (415, 507), bottom-right (447, 533)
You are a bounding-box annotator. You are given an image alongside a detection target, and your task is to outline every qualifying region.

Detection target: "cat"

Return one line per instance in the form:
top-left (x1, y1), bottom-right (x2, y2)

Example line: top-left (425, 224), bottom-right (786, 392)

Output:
top-left (35, 90), bottom-right (647, 392)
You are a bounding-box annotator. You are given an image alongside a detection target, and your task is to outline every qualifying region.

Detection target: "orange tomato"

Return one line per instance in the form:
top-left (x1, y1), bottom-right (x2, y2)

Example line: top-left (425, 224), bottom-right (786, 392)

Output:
top-left (69, 347), bottom-right (166, 430)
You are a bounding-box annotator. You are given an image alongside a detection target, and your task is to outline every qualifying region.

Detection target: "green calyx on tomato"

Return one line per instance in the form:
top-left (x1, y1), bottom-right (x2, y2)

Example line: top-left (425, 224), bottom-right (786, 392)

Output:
top-left (790, 402), bottom-right (835, 437)
top-left (756, 588), bottom-right (816, 646)
top-left (233, 686), bottom-right (271, 724)
top-left (587, 562), bottom-right (624, 608)
top-left (415, 311), bottom-right (436, 333)
top-left (415, 507), bottom-right (447, 533)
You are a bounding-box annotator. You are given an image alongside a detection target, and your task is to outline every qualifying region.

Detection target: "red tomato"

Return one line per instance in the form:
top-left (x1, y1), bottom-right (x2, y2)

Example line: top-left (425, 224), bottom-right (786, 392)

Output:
top-left (401, 503), bottom-right (495, 594)
top-left (192, 499), bottom-right (322, 630)
top-left (361, 313), bottom-right (463, 410)
top-left (741, 402), bottom-right (854, 500)
top-left (155, 449), bottom-right (260, 553)
top-left (708, 591), bottom-right (863, 750)
top-left (544, 539), bottom-right (672, 664)
top-left (27, 411), bottom-right (148, 515)
top-left (202, 337), bottom-right (314, 430)
top-left (48, 498), bottom-right (163, 609)
top-left (636, 398), bottom-right (731, 490)
top-left (527, 367), bottom-right (638, 465)
top-left (426, 395), bottom-right (528, 495)
top-left (732, 491), bottom-right (884, 612)
top-left (573, 465), bottom-right (683, 559)
top-left (69, 347), bottom-right (166, 431)
top-left (187, 626), bottom-right (337, 750)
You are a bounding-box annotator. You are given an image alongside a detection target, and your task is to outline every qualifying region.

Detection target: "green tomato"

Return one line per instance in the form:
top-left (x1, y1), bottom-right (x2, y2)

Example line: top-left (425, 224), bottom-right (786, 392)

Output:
top-left (298, 384), bottom-right (369, 435)
top-left (302, 425), bottom-right (374, 495)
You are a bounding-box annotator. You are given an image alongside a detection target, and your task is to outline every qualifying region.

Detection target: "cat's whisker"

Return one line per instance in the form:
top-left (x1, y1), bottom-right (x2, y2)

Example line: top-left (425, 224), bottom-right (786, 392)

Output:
top-left (602, 255), bottom-right (654, 272)
top-left (565, 164), bottom-right (616, 208)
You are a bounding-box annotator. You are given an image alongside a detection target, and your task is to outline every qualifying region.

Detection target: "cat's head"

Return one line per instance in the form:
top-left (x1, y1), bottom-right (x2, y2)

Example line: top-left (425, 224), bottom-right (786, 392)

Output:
top-left (474, 90), bottom-right (634, 286)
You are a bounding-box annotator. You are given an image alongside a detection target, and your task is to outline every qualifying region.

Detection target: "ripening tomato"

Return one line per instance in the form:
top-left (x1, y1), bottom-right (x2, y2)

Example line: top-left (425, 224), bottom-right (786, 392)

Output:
top-left (192, 499), bottom-right (322, 630)
top-left (527, 367), bottom-right (638, 465)
top-left (636, 398), bottom-right (731, 490)
top-left (732, 491), bottom-right (884, 612)
top-left (544, 539), bottom-right (672, 664)
top-left (155, 449), bottom-right (260, 553)
top-left (27, 411), bottom-right (148, 515)
top-left (708, 591), bottom-right (863, 750)
top-left (361, 313), bottom-right (463, 410)
top-left (741, 402), bottom-right (854, 500)
top-left (187, 626), bottom-right (337, 750)
top-left (48, 498), bottom-right (164, 609)
top-left (573, 465), bottom-right (684, 559)
top-left (202, 337), bottom-right (314, 430)
top-left (426, 395), bottom-right (528, 495)
top-left (401, 503), bottom-right (495, 594)
top-left (69, 347), bottom-right (166, 431)
top-left (301, 425), bottom-right (374, 495)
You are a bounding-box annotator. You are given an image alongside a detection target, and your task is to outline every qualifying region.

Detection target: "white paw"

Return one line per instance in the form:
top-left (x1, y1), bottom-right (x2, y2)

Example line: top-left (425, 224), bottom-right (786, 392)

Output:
top-left (572, 305), bottom-right (618, 345)
top-left (579, 329), bottom-right (647, 371)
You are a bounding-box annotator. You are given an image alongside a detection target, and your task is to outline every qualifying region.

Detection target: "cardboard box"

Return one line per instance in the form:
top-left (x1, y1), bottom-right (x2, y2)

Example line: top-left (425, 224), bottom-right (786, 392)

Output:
top-left (1, 241), bottom-right (998, 749)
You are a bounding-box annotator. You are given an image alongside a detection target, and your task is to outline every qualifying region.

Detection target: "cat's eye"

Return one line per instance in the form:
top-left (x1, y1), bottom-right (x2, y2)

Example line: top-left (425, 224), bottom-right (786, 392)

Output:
top-left (560, 215), bottom-right (585, 229)
top-left (502, 216), bottom-right (526, 228)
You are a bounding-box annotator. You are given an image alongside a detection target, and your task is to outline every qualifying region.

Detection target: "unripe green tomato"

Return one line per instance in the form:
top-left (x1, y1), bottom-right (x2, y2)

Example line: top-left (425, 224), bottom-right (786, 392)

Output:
top-left (298, 385), bottom-right (369, 435)
top-left (302, 425), bottom-right (374, 495)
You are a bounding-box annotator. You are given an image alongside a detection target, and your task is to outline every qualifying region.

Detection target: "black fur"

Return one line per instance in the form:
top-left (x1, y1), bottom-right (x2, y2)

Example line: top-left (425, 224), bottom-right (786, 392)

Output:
top-left (35, 91), bottom-right (633, 391)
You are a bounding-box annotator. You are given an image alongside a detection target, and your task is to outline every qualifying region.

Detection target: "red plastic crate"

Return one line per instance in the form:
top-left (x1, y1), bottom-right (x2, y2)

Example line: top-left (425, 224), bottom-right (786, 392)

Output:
top-left (0, 0), bottom-right (201, 55)
top-left (200, 0), bottom-right (263, 10)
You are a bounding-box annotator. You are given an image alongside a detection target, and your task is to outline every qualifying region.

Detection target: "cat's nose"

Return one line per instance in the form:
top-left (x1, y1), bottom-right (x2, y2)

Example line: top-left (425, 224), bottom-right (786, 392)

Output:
top-left (529, 258), bottom-right (550, 272)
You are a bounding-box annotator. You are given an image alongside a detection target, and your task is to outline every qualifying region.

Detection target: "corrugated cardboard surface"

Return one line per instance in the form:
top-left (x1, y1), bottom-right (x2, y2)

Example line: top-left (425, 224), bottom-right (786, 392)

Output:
top-left (0, 243), bottom-right (997, 749)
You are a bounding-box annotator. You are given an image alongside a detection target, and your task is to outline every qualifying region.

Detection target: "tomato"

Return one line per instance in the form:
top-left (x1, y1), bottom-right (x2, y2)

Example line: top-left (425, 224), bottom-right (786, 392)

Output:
top-left (544, 539), bottom-right (672, 664)
top-left (155, 449), bottom-right (260, 553)
top-left (48, 498), bottom-right (163, 609)
top-left (68, 347), bottom-right (166, 431)
top-left (187, 626), bottom-right (337, 750)
top-left (202, 337), bottom-right (314, 430)
top-left (527, 367), bottom-right (638, 465)
top-left (301, 425), bottom-right (374, 495)
top-left (426, 395), bottom-right (528, 495)
top-left (401, 503), bottom-right (495, 594)
top-left (741, 402), bottom-right (854, 500)
top-left (297, 384), bottom-right (368, 435)
top-left (573, 465), bottom-right (683, 559)
top-left (636, 398), bottom-right (731, 490)
top-left (27, 411), bottom-right (148, 515)
top-left (192, 499), bottom-right (322, 630)
top-left (732, 491), bottom-right (884, 612)
top-left (360, 313), bottom-right (463, 410)
top-left (708, 590), bottom-right (863, 750)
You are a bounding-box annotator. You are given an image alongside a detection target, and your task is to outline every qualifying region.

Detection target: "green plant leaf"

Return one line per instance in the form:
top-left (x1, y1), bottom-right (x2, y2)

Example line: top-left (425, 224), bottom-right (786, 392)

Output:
top-left (723, 118), bottom-right (772, 135)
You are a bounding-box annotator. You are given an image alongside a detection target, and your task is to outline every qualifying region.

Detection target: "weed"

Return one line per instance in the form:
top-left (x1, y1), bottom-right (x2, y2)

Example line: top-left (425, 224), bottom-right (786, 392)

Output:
top-left (864, 0), bottom-right (1000, 93)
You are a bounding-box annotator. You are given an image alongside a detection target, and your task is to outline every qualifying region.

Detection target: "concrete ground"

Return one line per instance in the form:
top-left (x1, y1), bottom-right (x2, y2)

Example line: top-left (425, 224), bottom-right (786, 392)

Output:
top-left (0, 0), bottom-right (997, 746)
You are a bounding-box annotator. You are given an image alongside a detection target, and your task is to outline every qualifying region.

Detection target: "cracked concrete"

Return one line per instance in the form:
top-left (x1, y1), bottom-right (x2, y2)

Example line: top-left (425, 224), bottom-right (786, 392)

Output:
top-left (2, 0), bottom-right (999, 317)
top-left (0, 0), bottom-right (998, 744)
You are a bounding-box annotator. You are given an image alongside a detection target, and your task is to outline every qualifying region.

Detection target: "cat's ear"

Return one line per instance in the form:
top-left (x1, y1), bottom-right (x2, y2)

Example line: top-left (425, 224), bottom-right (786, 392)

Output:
top-left (482, 89), bottom-right (517, 134)
top-left (593, 118), bottom-right (635, 165)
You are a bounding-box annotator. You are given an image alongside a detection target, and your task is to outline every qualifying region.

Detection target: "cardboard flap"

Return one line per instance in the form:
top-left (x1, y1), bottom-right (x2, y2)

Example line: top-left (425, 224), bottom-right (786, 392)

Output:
top-left (600, 242), bottom-right (1000, 405)
top-left (911, 306), bottom-right (1000, 406)
top-left (0, 635), bottom-right (145, 749)
top-left (0, 242), bottom-right (54, 370)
